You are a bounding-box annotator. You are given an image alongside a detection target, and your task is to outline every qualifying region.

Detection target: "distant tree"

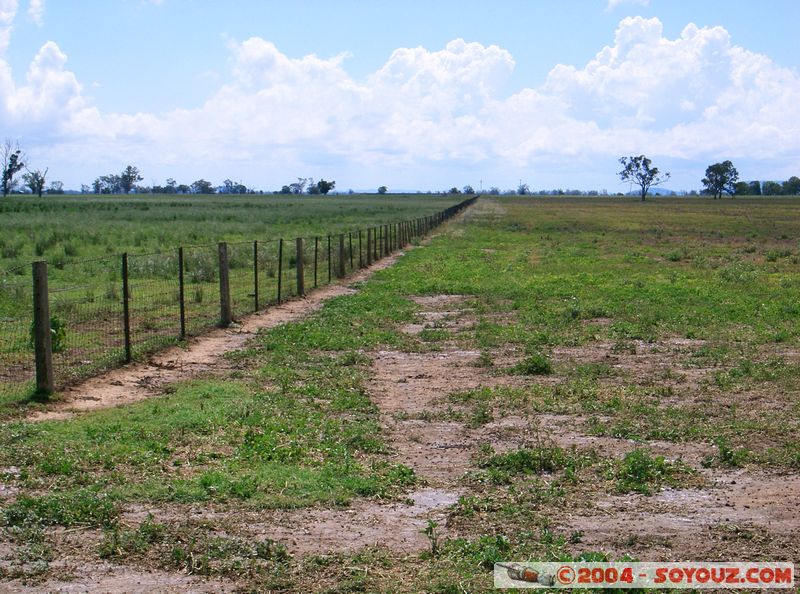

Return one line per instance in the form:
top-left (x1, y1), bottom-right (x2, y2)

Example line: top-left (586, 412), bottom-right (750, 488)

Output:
top-left (377, 185), bottom-right (388, 195)
top-left (176, 184), bottom-right (191, 194)
top-left (748, 181), bottom-right (762, 196)
top-left (618, 155), bottom-right (670, 201)
top-left (280, 185), bottom-right (292, 194)
top-left (1, 140), bottom-right (25, 197)
top-left (488, 186), bottom-right (500, 195)
top-left (463, 185), bottom-right (474, 194)
top-left (701, 161), bottom-right (739, 199)
top-left (761, 181), bottom-right (783, 196)
top-left (448, 187), bottom-right (461, 194)
top-left (191, 179), bottom-right (215, 194)
top-left (48, 181), bottom-right (64, 195)
top-left (782, 176), bottom-right (800, 196)
top-left (221, 179), bottom-right (247, 194)
top-left (164, 178), bottom-right (177, 194)
top-left (23, 168), bottom-right (48, 197)
top-left (80, 184), bottom-right (91, 194)
top-left (316, 179), bottom-right (335, 195)
top-left (120, 165), bottom-right (143, 194)
top-left (734, 181), bottom-right (750, 196)
top-left (517, 183), bottom-right (530, 195)
top-left (289, 178), bottom-right (307, 194)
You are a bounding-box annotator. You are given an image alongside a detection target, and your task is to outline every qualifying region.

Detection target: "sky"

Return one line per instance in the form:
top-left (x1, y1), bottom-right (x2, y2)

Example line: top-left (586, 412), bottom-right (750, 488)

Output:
top-left (1, 0), bottom-right (799, 192)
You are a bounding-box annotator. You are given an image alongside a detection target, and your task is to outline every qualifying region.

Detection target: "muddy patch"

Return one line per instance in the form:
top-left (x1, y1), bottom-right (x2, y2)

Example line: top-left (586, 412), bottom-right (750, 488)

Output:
top-left (556, 471), bottom-right (800, 560)
top-left (2, 563), bottom-right (234, 594)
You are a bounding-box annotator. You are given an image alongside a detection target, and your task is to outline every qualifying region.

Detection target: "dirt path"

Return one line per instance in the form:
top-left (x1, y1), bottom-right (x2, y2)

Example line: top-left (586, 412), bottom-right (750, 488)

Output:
top-left (28, 255), bottom-right (402, 423)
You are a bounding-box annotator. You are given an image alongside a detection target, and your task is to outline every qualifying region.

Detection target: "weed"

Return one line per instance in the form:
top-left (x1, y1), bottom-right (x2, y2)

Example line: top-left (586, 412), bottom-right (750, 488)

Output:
top-left (607, 449), bottom-right (687, 495)
top-left (510, 352), bottom-right (552, 375)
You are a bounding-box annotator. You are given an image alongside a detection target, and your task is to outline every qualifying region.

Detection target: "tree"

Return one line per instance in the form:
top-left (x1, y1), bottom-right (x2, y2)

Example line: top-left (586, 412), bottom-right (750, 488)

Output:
top-left (463, 185), bottom-right (474, 194)
top-left (618, 155), bottom-right (670, 201)
top-left (377, 185), bottom-right (388, 195)
top-left (280, 185), bottom-right (292, 194)
top-left (120, 165), bottom-right (143, 194)
top-left (2, 140), bottom-right (25, 197)
top-left (782, 176), bottom-right (800, 196)
top-left (289, 178), bottom-right (307, 194)
top-left (47, 181), bottom-right (64, 195)
top-left (23, 168), bottom-right (48, 197)
top-left (448, 187), bottom-right (461, 194)
top-left (488, 186), bottom-right (500, 195)
top-left (762, 181), bottom-right (782, 196)
top-left (701, 160), bottom-right (738, 199)
top-left (517, 183), bottom-right (530, 195)
top-left (316, 179), bottom-right (335, 195)
top-left (748, 181), bottom-right (762, 196)
top-left (734, 181), bottom-right (750, 196)
top-left (191, 179), bottom-right (215, 194)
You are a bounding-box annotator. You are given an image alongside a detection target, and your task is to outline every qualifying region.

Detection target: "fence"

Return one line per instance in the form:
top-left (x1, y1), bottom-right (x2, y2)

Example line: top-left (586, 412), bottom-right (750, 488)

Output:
top-left (0, 196), bottom-right (477, 397)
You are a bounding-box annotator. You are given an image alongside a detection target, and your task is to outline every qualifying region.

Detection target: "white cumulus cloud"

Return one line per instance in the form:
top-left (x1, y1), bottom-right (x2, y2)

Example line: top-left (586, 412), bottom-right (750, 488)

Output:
top-left (0, 17), bottom-right (798, 189)
top-left (27, 0), bottom-right (43, 25)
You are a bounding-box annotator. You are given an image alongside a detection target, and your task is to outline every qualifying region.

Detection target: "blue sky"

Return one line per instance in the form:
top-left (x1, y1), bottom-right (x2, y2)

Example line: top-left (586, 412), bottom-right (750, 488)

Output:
top-left (1, 0), bottom-right (799, 192)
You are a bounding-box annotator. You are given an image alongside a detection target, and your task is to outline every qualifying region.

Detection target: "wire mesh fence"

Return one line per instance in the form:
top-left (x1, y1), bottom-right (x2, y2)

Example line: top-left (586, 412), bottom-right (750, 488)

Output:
top-left (0, 196), bottom-right (477, 399)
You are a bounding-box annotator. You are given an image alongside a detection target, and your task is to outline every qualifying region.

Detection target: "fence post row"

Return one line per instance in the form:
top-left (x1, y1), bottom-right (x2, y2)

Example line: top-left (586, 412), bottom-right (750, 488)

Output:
top-left (23, 195), bottom-right (479, 391)
top-left (218, 242), bottom-right (232, 327)
top-left (32, 261), bottom-right (54, 395)
top-left (296, 238), bottom-right (305, 296)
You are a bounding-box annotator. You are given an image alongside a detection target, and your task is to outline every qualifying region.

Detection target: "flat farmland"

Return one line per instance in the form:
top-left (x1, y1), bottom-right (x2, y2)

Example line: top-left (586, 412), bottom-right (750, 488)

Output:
top-left (0, 193), bottom-right (462, 409)
top-left (1, 196), bottom-right (799, 592)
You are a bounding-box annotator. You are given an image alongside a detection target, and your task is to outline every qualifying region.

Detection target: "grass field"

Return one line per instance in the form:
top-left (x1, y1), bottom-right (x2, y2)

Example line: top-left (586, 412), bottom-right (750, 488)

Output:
top-left (1, 196), bottom-right (799, 592)
top-left (0, 193), bottom-right (462, 409)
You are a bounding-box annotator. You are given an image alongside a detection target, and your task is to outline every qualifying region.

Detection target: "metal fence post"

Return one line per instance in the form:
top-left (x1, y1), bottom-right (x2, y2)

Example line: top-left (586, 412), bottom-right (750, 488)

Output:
top-left (327, 235), bottom-right (332, 283)
top-left (366, 228), bottom-right (372, 266)
top-left (296, 237), bottom-right (305, 296)
top-left (338, 234), bottom-right (345, 278)
top-left (314, 236), bottom-right (319, 288)
top-left (178, 247), bottom-right (186, 338)
top-left (122, 253), bottom-right (132, 362)
top-left (32, 261), bottom-right (54, 395)
top-left (218, 242), bottom-right (232, 326)
top-left (253, 240), bottom-right (259, 312)
top-left (348, 232), bottom-right (354, 270)
top-left (277, 238), bottom-right (283, 303)
top-left (358, 230), bottom-right (363, 268)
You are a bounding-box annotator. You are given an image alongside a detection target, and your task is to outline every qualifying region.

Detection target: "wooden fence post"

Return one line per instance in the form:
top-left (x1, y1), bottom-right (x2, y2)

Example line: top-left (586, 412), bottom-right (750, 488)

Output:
top-left (178, 247), bottom-right (186, 338)
top-left (218, 242), bottom-right (232, 326)
top-left (366, 228), bottom-right (372, 266)
top-left (32, 261), bottom-right (54, 395)
top-left (296, 238), bottom-right (305, 296)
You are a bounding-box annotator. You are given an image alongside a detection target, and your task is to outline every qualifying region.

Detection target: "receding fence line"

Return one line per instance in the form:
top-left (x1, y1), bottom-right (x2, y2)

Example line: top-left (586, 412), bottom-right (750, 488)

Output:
top-left (18, 196), bottom-right (477, 395)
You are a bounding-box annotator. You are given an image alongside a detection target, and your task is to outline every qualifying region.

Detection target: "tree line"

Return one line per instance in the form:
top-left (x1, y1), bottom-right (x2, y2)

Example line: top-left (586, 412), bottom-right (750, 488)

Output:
top-left (616, 155), bottom-right (800, 201)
